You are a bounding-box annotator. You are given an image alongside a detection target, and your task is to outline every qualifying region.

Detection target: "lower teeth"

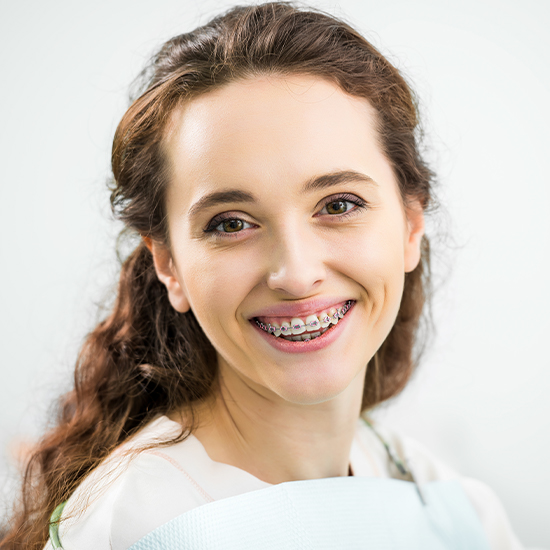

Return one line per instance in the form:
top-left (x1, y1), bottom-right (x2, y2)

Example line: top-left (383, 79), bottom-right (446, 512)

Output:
top-left (281, 327), bottom-right (329, 342)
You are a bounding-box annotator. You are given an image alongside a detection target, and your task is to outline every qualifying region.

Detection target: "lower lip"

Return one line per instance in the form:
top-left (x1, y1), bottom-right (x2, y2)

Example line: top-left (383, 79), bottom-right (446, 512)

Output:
top-left (250, 302), bottom-right (355, 354)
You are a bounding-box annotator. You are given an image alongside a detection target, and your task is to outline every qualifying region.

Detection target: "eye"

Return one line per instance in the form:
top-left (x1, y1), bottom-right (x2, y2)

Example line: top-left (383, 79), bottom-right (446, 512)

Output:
top-left (317, 193), bottom-right (367, 218)
top-left (220, 219), bottom-right (244, 232)
top-left (204, 214), bottom-right (255, 236)
top-left (323, 200), bottom-right (351, 215)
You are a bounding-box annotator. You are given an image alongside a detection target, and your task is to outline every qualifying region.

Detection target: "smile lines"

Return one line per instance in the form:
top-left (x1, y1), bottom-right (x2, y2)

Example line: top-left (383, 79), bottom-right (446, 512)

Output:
top-left (254, 300), bottom-right (353, 341)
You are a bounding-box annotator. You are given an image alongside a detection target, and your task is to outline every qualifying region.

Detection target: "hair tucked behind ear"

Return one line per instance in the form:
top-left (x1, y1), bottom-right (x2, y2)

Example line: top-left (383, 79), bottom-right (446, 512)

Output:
top-left (2, 2), bottom-right (438, 547)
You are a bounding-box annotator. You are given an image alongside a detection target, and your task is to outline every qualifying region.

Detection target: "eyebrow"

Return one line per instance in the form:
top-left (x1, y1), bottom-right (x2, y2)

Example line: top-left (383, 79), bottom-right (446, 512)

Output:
top-left (187, 169), bottom-right (378, 220)
top-left (303, 169), bottom-right (378, 193)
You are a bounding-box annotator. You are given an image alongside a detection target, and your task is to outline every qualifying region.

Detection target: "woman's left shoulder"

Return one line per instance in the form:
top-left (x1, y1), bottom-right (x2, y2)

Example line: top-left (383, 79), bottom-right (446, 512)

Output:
top-left (355, 420), bottom-right (461, 482)
top-left (355, 419), bottom-right (526, 550)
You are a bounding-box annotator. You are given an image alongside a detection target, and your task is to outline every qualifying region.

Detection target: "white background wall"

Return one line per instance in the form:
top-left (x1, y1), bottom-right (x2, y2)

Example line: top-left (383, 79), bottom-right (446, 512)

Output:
top-left (1, 0), bottom-right (548, 546)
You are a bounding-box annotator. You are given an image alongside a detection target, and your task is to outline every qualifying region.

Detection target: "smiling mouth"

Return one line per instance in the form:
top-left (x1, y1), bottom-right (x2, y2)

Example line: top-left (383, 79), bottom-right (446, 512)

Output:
top-left (253, 300), bottom-right (355, 342)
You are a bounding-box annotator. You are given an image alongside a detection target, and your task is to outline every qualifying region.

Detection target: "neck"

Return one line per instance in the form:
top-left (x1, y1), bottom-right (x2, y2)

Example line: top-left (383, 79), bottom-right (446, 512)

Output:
top-left (187, 365), bottom-right (366, 485)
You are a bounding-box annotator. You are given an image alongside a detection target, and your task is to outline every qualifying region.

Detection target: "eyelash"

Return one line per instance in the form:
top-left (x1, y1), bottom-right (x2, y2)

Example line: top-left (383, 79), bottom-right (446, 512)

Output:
top-left (203, 193), bottom-right (368, 238)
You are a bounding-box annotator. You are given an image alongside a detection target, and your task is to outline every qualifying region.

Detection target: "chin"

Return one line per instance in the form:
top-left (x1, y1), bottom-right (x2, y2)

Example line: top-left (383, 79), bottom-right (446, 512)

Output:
top-left (271, 365), bottom-right (364, 406)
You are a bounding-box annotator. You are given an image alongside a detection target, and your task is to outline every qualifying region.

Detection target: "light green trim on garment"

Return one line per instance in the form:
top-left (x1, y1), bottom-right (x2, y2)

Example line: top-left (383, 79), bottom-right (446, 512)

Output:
top-left (361, 416), bottom-right (426, 505)
top-left (49, 500), bottom-right (67, 549)
top-left (361, 416), bottom-right (411, 476)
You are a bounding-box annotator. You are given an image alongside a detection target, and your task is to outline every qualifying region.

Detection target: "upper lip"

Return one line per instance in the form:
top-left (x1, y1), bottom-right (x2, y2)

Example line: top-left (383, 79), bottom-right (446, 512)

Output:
top-left (248, 297), bottom-right (354, 320)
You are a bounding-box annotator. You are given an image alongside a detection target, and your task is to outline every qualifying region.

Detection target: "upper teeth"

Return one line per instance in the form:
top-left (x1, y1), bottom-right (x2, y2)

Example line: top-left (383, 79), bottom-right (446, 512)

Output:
top-left (256, 301), bottom-right (352, 337)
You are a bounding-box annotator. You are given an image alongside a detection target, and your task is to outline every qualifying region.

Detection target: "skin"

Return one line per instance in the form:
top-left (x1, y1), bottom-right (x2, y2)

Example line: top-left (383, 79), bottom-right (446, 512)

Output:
top-left (148, 74), bottom-right (425, 484)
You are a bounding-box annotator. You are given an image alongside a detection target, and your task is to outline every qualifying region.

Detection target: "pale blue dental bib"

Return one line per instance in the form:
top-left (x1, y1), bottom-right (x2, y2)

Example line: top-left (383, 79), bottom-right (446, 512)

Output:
top-left (128, 476), bottom-right (491, 550)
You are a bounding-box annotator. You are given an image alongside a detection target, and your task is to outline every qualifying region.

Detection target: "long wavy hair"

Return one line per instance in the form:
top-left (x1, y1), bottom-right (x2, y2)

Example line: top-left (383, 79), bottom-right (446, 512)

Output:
top-left (2, 2), bottom-right (437, 548)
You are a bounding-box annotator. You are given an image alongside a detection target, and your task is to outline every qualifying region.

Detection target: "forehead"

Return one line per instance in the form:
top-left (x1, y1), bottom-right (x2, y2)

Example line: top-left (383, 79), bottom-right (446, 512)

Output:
top-left (163, 74), bottom-right (398, 211)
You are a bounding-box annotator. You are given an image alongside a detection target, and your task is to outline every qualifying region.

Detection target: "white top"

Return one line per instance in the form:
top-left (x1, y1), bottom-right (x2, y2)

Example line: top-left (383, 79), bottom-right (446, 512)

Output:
top-left (47, 415), bottom-right (525, 550)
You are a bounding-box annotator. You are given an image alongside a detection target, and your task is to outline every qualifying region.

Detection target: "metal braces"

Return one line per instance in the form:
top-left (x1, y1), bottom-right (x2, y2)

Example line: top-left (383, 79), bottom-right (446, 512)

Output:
top-left (255, 300), bottom-right (353, 334)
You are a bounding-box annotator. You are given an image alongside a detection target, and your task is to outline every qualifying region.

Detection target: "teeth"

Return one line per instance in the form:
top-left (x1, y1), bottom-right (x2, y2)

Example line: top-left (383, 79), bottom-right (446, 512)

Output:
top-left (283, 332), bottom-right (321, 342)
top-left (305, 315), bottom-right (320, 332)
top-left (280, 321), bottom-right (291, 336)
top-left (280, 326), bottom-right (331, 342)
top-left (256, 301), bottom-right (353, 339)
top-left (269, 322), bottom-right (281, 337)
top-left (319, 312), bottom-right (331, 328)
top-left (290, 318), bottom-right (306, 335)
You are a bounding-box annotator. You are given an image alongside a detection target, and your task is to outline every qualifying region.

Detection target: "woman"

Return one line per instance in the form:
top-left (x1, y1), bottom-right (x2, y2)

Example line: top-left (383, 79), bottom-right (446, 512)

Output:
top-left (2, 2), bottom-right (525, 549)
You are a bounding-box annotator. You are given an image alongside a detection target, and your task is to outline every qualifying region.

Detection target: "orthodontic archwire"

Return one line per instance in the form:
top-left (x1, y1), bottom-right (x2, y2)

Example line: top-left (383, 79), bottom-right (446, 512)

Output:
top-left (255, 300), bottom-right (353, 334)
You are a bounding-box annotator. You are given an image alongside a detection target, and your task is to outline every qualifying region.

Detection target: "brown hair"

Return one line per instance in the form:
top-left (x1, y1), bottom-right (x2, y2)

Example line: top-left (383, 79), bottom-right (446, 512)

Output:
top-left (2, 2), bottom-right (437, 547)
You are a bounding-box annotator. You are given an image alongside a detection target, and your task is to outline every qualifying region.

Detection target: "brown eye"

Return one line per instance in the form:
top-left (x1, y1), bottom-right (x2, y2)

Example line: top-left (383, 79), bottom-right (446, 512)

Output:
top-left (316, 194), bottom-right (367, 221)
top-left (325, 200), bottom-right (348, 215)
top-left (222, 219), bottom-right (244, 232)
top-left (205, 216), bottom-right (254, 236)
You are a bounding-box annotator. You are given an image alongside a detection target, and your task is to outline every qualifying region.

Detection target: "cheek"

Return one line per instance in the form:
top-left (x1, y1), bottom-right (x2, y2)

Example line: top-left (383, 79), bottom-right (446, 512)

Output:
top-left (328, 223), bottom-right (405, 320)
top-left (178, 243), bottom-right (259, 326)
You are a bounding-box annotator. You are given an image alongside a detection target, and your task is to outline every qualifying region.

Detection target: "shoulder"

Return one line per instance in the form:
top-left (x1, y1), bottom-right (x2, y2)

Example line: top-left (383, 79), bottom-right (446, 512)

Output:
top-left (352, 418), bottom-right (460, 481)
top-left (355, 419), bottom-right (524, 550)
top-left (56, 416), bottom-right (213, 550)
top-left (354, 419), bottom-right (460, 482)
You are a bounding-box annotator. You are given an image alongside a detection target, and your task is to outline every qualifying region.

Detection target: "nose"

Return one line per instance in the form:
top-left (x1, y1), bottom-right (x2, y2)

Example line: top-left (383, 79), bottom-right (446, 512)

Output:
top-left (266, 225), bottom-right (326, 297)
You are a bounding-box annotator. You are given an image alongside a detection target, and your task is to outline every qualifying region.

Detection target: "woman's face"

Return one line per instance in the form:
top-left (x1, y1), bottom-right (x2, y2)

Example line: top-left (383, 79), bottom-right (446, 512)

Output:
top-left (154, 74), bottom-right (424, 406)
